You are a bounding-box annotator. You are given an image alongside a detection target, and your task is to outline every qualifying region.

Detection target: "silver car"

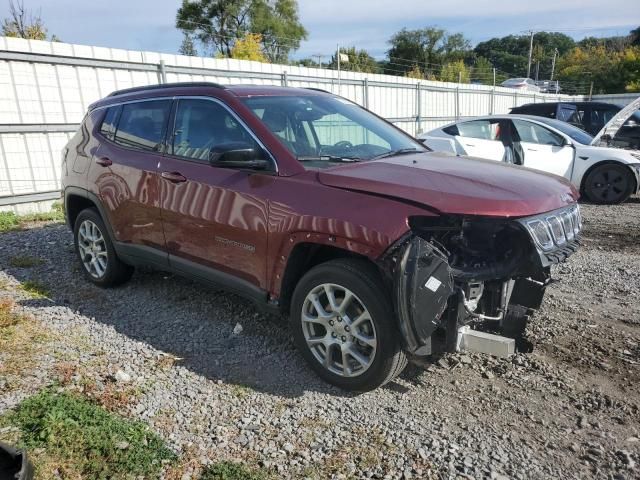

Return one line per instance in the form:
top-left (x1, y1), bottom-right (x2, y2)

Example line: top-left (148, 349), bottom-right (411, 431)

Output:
top-left (501, 78), bottom-right (541, 92)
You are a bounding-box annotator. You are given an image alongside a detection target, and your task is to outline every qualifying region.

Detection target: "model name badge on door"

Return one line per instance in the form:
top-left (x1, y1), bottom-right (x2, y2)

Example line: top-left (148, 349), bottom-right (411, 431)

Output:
top-left (215, 236), bottom-right (256, 253)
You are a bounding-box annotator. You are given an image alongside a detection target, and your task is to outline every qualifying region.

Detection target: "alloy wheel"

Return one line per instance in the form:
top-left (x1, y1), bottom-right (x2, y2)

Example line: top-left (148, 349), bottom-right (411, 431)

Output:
top-left (301, 283), bottom-right (377, 377)
top-left (77, 219), bottom-right (108, 279)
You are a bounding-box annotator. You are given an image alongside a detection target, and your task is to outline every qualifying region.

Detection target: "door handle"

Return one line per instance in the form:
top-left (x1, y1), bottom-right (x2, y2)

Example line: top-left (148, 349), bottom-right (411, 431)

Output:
top-left (527, 148), bottom-right (538, 152)
top-left (161, 171), bottom-right (187, 183)
top-left (95, 157), bottom-right (112, 167)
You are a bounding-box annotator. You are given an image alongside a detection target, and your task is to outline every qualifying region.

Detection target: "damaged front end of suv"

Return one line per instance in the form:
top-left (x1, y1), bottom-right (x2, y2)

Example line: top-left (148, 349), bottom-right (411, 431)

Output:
top-left (383, 206), bottom-right (582, 356)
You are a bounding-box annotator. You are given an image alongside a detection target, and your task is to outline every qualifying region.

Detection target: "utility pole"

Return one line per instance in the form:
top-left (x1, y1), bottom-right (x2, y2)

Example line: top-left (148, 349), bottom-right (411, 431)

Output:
top-left (527, 30), bottom-right (534, 78)
top-left (493, 68), bottom-right (496, 87)
top-left (550, 48), bottom-right (558, 80)
top-left (313, 54), bottom-right (323, 68)
top-left (336, 44), bottom-right (341, 93)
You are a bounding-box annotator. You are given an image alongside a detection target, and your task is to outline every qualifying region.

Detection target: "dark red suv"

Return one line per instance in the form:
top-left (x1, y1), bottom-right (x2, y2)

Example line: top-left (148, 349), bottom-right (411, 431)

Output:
top-left (62, 83), bottom-right (581, 391)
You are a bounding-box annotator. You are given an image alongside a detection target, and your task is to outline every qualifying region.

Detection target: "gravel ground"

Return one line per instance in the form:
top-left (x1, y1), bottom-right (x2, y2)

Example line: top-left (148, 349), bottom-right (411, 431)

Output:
top-left (1, 201), bottom-right (639, 479)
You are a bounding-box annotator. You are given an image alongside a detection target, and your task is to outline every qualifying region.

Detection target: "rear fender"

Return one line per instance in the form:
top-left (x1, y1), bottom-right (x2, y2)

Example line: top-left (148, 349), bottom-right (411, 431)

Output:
top-left (395, 236), bottom-right (454, 353)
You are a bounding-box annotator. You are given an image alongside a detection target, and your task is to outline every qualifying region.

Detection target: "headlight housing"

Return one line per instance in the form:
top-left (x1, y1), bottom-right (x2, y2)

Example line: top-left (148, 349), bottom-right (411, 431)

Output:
top-left (521, 205), bottom-right (581, 252)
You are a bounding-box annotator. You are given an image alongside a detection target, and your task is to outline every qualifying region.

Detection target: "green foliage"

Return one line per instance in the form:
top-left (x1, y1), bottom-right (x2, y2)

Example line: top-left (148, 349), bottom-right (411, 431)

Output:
top-left (471, 56), bottom-right (495, 85)
top-left (440, 60), bottom-right (470, 83)
top-left (0, 212), bottom-right (20, 233)
top-left (0, 204), bottom-right (64, 233)
top-left (19, 280), bottom-right (50, 298)
top-left (231, 33), bottom-right (267, 62)
top-left (9, 255), bottom-right (43, 268)
top-left (474, 32), bottom-right (575, 78)
top-left (7, 390), bottom-right (176, 479)
top-left (176, 0), bottom-right (307, 63)
top-left (179, 32), bottom-right (198, 56)
top-left (200, 461), bottom-right (268, 480)
top-left (386, 27), bottom-right (472, 76)
top-left (329, 47), bottom-right (379, 73)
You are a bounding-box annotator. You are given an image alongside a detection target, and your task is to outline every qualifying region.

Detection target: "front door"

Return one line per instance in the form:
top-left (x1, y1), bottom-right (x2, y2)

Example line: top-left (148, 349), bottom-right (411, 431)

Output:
top-left (511, 119), bottom-right (575, 179)
top-left (158, 97), bottom-right (274, 294)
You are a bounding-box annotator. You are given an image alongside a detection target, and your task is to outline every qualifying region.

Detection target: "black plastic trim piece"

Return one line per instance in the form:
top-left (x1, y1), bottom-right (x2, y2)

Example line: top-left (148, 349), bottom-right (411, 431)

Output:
top-left (108, 82), bottom-right (225, 98)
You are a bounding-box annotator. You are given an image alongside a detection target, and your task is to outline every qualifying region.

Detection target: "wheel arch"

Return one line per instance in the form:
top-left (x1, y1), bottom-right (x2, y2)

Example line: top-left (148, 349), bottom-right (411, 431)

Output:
top-left (277, 241), bottom-right (383, 316)
top-left (579, 160), bottom-right (638, 197)
top-left (64, 187), bottom-right (115, 238)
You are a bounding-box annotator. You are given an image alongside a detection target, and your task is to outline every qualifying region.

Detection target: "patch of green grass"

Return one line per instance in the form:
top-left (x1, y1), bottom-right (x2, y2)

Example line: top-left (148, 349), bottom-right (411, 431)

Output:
top-left (9, 255), bottom-right (44, 268)
top-left (0, 203), bottom-right (64, 233)
top-left (229, 384), bottom-right (253, 399)
top-left (6, 390), bottom-right (176, 479)
top-left (0, 211), bottom-right (20, 233)
top-left (20, 280), bottom-right (50, 298)
top-left (200, 461), bottom-right (269, 480)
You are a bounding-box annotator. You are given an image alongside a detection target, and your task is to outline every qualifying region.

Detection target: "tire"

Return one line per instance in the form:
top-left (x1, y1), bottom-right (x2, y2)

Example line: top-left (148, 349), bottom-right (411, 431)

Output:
top-left (290, 258), bottom-right (407, 391)
top-left (583, 163), bottom-right (634, 205)
top-left (73, 208), bottom-right (133, 287)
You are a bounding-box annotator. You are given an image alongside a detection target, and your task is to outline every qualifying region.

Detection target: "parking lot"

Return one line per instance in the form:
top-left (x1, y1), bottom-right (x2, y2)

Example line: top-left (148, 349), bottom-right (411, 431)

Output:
top-left (0, 199), bottom-right (638, 479)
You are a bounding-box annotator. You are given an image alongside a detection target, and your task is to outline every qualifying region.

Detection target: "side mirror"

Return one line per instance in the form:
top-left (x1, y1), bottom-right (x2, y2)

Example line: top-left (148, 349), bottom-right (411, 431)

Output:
top-left (209, 143), bottom-right (270, 170)
top-left (624, 119), bottom-right (638, 128)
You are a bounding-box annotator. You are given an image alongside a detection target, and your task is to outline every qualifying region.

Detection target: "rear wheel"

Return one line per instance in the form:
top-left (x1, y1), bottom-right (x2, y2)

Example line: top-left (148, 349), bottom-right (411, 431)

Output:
top-left (290, 259), bottom-right (407, 391)
top-left (73, 208), bottom-right (133, 287)
top-left (583, 163), bottom-right (634, 204)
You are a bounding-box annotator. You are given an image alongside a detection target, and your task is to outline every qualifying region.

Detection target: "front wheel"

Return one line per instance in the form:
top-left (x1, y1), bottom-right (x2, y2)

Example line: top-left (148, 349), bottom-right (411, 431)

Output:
top-left (290, 259), bottom-right (407, 391)
top-left (583, 163), bottom-right (634, 204)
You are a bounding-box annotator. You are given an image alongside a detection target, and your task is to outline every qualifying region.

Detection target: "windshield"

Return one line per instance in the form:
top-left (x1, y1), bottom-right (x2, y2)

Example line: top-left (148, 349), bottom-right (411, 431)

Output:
top-left (532, 117), bottom-right (594, 145)
top-left (241, 94), bottom-right (426, 168)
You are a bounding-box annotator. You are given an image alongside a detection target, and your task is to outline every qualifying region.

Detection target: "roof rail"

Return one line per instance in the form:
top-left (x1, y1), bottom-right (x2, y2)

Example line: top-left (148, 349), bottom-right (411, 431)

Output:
top-left (304, 87), bottom-right (332, 94)
top-left (108, 82), bottom-right (226, 98)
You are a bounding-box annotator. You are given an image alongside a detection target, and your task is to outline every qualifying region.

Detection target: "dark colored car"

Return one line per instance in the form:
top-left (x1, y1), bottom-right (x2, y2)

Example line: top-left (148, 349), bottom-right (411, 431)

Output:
top-left (62, 83), bottom-right (581, 391)
top-left (510, 101), bottom-right (640, 149)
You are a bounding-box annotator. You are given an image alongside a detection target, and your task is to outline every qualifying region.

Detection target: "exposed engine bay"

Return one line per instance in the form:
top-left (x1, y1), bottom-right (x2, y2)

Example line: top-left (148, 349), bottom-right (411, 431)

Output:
top-left (383, 206), bottom-right (581, 356)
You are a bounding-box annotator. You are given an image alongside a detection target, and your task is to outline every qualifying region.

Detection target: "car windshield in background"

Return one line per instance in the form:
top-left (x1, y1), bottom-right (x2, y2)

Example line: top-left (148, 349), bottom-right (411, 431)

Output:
top-left (533, 117), bottom-right (594, 145)
top-left (241, 95), bottom-right (426, 168)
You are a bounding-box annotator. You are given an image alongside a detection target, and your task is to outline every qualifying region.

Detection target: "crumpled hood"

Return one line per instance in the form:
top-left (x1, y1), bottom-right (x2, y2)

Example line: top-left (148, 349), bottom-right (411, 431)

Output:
top-left (317, 152), bottom-right (578, 217)
top-left (592, 95), bottom-right (640, 146)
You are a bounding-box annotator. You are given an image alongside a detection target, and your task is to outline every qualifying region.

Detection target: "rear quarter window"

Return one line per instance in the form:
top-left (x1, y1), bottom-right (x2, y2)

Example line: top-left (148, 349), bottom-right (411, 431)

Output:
top-left (113, 100), bottom-right (171, 152)
top-left (99, 106), bottom-right (121, 141)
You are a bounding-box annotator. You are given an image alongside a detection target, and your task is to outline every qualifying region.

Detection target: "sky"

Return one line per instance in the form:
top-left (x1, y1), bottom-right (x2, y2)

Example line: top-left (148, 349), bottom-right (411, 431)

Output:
top-left (1, 0), bottom-right (639, 60)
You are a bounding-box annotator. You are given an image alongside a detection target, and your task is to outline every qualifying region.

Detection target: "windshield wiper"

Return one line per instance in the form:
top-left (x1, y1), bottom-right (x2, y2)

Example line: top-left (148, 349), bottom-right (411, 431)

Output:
top-left (371, 147), bottom-right (420, 160)
top-left (297, 155), bottom-right (361, 163)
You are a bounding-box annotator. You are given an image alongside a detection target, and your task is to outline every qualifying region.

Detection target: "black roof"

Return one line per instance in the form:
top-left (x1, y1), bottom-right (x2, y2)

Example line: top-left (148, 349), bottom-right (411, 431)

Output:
top-left (107, 82), bottom-right (226, 98)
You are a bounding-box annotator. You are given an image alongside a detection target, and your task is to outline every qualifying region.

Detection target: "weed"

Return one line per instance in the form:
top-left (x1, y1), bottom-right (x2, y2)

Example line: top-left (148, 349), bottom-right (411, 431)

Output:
top-left (229, 384), bottom-right (252, 399)
top-left (0, 212), bottom-right (20, 233)
top-left (20, 280), bottom-right (50, 298)
top-left (6, 390), bottom-right (176, 479)
top-left (0, 204), bottom-right (64, 233)
top-left (9, 255), bottom-right (44, 268)
top-left (200, 461), bottom-right (269, 480)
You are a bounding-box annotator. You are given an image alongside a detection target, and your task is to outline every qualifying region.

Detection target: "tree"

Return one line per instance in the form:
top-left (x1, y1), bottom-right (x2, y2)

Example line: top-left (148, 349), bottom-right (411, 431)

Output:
top-left (250, 0), bottom-right (307, 63)
top-left (2, 0), bottom-right (55, 41)
top-left (230, 33), bottom-right (267, 62)
top-left (386, 27), bottom-right (471, 76)
top-left (176, 0), bottom-right (307, 63)
top-left (471, 56), bottom-right (494, 85)
top-left (474, 32), bottom-right (575, 78)
top-left (405, 64), bottom-right (424, 80)
top-left (179, 32), bottom-right (198, 56)
top-left (440, 60), bottom-right (470, 83)
top-left (631, 27), bottom-right (640, 46)
top-left (328, 47), bottom-right (379, 73)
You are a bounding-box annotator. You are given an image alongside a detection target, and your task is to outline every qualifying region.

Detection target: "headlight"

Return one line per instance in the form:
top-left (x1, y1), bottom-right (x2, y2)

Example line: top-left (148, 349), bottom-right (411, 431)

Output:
top-left (521, 205), bottom-right (581, 252)
top-left (546, 215), bottom-right (566, 245)
top-left (525, 219), bottom-right (554, 251)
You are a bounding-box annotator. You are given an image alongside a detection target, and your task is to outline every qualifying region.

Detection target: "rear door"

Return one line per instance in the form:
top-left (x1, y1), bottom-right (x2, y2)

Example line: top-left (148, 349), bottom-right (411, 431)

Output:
top-left (89, 99), bottom-right (171, 264)
top-left (511, 119), bottom-right (574, 178)
top-left (158, 97), bottom-right (274, 295)
top-left (449, 119), bottom-right (505, 161)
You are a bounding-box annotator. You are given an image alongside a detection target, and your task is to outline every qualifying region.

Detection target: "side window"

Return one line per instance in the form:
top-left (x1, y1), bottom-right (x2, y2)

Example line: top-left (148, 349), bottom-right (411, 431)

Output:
top-left (512, 120), bottom-right (563, 146)
top-left (456, 120), bottom-right (500, 141)
top-left (99, 106), bottom-right (120, 141)
top-left (591, 109), bottom-right (616, 129)
top-left (114, 100), bottom-right (171, 152)
top-left (171, 99), bottom-right (257, 162)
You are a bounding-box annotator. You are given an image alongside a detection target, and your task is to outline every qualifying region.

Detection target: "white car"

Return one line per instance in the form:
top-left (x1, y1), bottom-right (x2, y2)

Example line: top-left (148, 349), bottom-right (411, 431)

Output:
top-left (419, 111), bottom-right (640, 204)
top-left (501, 78), bottom-right (541, 92)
